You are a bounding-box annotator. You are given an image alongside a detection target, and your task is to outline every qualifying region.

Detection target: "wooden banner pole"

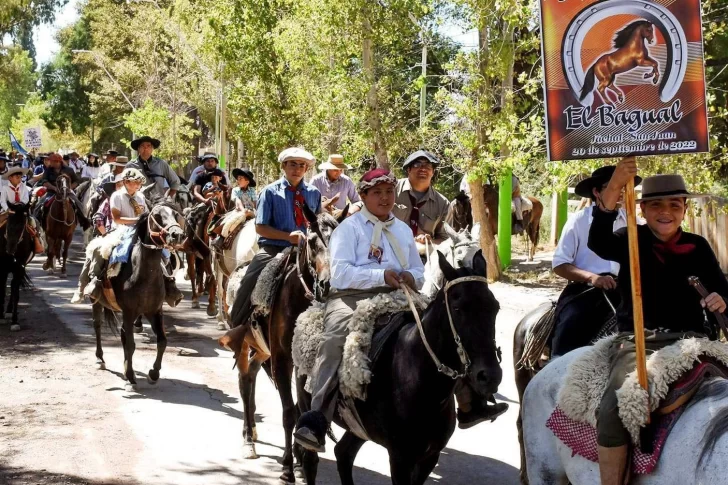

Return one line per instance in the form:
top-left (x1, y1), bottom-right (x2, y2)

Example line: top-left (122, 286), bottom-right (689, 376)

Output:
top-left (624, 170), bottom-right (649, 396)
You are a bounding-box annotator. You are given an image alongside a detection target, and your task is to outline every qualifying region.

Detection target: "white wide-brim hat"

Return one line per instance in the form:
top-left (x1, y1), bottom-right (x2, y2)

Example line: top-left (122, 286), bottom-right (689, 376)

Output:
top-left (318, 153), bottom-right (350, 171)
top-left (278, 147), bottom-right (315, 168)
top-left (2, 166), bottom-right (27, 180)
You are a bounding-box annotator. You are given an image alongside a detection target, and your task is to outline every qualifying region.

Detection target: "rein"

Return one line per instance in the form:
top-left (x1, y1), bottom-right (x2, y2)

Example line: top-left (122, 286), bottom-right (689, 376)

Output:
top-left (297, 236), bottom-right (320, 301)
top-left (403, 275), bottom-right (492, 379)
top-left (140, 207), bottom-right (182, 250)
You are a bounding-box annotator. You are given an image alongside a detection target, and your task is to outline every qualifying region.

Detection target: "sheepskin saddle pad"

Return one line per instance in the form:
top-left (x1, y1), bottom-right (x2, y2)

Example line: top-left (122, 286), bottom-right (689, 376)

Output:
top-left (293, 290), bottom-right (430, 401)
top-left (546, 336), bottom-right (728, 474)
top-left (250, 246), bottom-right (294, 317)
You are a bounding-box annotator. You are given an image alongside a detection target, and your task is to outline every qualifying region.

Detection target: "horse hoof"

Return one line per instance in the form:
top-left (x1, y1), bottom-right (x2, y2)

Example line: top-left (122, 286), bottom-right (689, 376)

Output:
top-left (191, 301), bottom-right (200, 309)
top-left (242, 443), bottom-right (259, 460)
top-left (96, 359), bottom-right (106, 370)
top-left (10, 324), bottom-right (20, 332)
top-left (279, 473), bottom-right (295, 485)
top-left (217, 321), bottom-right (228, 331)
top-left (133, 325), bottom-right (143, 334)
top-left (206, 306), bottom-right (217, 317)
top-left (125, 383), bottom-right (137, 392)
top-left (59, 272), bottom-right (67, 279)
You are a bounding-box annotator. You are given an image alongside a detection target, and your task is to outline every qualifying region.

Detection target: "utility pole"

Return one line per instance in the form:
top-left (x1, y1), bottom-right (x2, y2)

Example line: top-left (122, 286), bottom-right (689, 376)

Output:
top-left (409, 13), bottom-right (427, 134)
top-left (219, 67), bottom-right (227, 170)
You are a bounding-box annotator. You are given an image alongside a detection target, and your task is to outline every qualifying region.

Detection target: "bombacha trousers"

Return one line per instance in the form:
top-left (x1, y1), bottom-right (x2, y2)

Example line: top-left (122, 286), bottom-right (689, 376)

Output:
top-left (310, 287), bottom-right (393, 422)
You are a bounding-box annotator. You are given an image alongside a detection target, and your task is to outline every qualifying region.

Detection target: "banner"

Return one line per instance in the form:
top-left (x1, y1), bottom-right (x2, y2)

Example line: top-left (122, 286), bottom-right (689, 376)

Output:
top-left (8, 130), bottom-right (28, 155)
top-left (23, 127), bottom-right (42, 149)
top-left (539, 0), bottom-right (709, 161)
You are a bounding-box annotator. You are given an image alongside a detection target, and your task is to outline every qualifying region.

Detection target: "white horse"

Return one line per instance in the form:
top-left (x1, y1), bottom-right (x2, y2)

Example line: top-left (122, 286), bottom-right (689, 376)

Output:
top-left (523, 347), bottom-right (728, 485)
top-left (79, 178), bottom-right (98, 246)
top-left (213, 217), bottom-right (258, 330)
top-left (420, 222), bottom-right (481, 299)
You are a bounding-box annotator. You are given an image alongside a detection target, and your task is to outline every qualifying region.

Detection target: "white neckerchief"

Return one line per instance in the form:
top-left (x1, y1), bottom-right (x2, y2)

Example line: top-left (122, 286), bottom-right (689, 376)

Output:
top-left (359, 205), bottom-right (408, 269)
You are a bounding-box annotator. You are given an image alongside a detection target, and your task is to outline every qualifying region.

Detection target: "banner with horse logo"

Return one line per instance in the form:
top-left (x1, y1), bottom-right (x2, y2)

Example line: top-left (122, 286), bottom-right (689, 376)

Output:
top-left (539, 0), bottom-right (709, 161)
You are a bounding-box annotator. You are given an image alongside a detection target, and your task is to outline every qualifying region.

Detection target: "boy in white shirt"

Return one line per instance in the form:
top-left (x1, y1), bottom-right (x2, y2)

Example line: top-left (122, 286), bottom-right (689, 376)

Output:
top-left (0, 166), bottom-right (44, 253)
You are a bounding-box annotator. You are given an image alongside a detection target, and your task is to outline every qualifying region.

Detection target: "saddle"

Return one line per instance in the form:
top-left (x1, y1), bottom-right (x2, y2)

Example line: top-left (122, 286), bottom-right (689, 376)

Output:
top-left (547, 336), bottom-right (728, 474)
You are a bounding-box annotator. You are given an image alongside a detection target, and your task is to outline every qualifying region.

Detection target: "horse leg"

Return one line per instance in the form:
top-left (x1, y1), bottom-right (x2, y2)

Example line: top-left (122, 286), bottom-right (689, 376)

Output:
top-left (120, 312), bottom-right (138, 390)
top-left (53, 238), bottom-right (62, 274)
top-left (205, 258), bottom-right (217, 317)
top-left (92, 303), bottom-right (105, 369)
top-left (0, 271), bottom-right (7, 322)
top-left (411, 451), bottom-right (441, 485)
top-left (389, 454), bottom-right (416, 485)
top-left (44, 236), bottom-right (54, 273)
top-left (275, 358), bottom-right (297, 484)
top-left (639, 56), bottom-right (660, 84)
top-left (9, 270), bottom-right (21, 331)
top-left (238, 350), bottom-right (262, 459)
top-left (60, 234), bottom-right (71, 277)
top-left (146, 310), bottom-right (166, 384)
top-left (334, 431), bottom-right (365, 485)
top-left (187, 254), bottom-right (200, 309)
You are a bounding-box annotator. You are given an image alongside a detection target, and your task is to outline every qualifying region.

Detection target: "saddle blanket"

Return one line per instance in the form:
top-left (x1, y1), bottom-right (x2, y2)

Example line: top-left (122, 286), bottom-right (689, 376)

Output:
top-left (219, 210), bottom-right (248, 238)
top-left (511, 196), bottom-right (533, 213)
top-left (547, 360), bottom-right (728, 474)
top-left (101, 226), bottom-right (170, 266)
top-left (43, 195), bottom-right (56, 208)
top-left (293, 290), bottom-right (430, 400)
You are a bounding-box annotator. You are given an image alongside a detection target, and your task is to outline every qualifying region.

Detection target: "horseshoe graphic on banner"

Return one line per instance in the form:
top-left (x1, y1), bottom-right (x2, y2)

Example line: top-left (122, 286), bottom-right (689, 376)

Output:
top-left (562, 0), bottom-right (689, 107)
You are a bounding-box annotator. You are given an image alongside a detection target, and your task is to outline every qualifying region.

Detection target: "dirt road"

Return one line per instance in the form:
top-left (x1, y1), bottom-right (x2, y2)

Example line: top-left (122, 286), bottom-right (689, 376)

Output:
top-left (0, 235), bottom-right (560, 485)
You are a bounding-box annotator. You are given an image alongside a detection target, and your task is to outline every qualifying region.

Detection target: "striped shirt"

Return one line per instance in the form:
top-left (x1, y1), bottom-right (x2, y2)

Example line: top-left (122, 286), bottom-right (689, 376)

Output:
top-left (256, 177), bottom-right (321, 247)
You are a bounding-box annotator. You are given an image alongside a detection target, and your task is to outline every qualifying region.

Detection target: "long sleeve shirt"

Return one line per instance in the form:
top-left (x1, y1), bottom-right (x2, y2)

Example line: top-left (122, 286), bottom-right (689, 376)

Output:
top-left (0, 183), bottom-right (30, 211)
top-left (588, 207), bottom-right (728, 334)
top-left (310, 172), bottom-right (360, 210)
top-left (329, 211), bottom-right (425, 291)
top-left (553, 206), bottom-right (630, 276)
top-left (392, 178), bottom-right (450, 241)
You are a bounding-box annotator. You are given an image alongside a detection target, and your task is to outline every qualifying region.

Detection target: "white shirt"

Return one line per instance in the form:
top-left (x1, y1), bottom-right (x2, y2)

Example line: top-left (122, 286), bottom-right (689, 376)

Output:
top-left (0, 183), bottom-right (30, 211)
top-left (68, 158), bottom-right (85, 175)
top-left (81, 165), bottom-right (101, 179)
top-left (552, 206), bottom-right (631, 276)
top-left (330, 211), bottom-right (425, 291)
top-left (109, 188), bottom-right (148, 228)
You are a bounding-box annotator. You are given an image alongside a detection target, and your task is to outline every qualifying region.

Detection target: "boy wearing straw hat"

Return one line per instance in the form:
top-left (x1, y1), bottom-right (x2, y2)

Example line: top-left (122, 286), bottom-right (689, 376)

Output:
top-left (0, 167), bottom-right (44, 254)
top-left (310, 154), bottom-right (360, 211)
top-left (589, 157), bottom-right (728, 485)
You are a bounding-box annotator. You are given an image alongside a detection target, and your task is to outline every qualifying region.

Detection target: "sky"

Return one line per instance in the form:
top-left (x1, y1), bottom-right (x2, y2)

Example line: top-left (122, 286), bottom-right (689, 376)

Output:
top-left (34, 0), bottom-right (80, 68)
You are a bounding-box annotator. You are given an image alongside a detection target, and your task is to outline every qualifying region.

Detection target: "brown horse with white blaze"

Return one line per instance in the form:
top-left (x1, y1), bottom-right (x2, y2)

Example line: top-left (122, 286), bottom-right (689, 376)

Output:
top-left (580, 20), bottom-right (659, 105)
top-left (43, 174), bottom-right (77, 277)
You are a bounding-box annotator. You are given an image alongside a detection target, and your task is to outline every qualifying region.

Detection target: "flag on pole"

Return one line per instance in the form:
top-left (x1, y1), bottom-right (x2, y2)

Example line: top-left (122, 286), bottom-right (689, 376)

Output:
top-left (8, 130), bottom-right (29, 156)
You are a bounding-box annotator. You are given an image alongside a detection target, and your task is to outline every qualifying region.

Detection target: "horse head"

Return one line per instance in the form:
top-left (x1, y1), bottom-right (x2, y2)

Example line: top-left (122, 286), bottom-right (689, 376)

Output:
top-left (641, 23), bottom-right (655, 44)
top-left (3, 203), bottom-right (30, 256)
top-left (56, 174), bottom-right (71, 200)
top-left (436, 249), bottom-right (502, 397)
top-left (302, 204), bottom-right (347, 297)
top-left (142, 202), bottom-right (186, 249)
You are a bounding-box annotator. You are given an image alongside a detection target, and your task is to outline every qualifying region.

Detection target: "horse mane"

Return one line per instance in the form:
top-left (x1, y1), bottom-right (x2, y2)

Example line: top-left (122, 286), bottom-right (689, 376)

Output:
top-left (612, 20), bottom-right (651, 49)
top-left (131, 211), bottom-right (152, 247)
top-left (694, 378), bottom-right (728, 469)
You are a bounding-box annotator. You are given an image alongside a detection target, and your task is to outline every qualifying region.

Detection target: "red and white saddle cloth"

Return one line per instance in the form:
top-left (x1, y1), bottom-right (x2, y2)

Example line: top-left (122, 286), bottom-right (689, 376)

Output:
top-left (547, 358), bottom-right (728, 474)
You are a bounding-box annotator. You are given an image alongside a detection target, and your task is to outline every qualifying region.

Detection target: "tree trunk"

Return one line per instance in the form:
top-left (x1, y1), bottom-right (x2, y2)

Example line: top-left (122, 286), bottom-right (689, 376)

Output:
top-left (473, 18), bottom-right (502, 280)
top-left (362, 14), bottom-right (389, 169)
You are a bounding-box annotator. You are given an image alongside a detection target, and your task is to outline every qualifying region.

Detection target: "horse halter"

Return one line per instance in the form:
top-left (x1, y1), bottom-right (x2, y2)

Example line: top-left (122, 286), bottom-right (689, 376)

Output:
top-left (403, 275), bottom-right (493, 379)
top-left (143, 206), bottom-right (183, 250)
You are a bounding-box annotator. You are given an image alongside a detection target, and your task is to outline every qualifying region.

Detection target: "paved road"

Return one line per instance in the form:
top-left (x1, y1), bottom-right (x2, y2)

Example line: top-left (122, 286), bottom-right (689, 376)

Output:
top-left (0, 231), bottom-right (560, 485)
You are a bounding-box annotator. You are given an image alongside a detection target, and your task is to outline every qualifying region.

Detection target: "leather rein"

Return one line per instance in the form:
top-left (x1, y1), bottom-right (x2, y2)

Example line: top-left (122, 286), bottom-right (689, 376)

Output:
top-left (403, 275), bottom-right (498, 379)
top-left (141, 206), bottom-right (183, 250)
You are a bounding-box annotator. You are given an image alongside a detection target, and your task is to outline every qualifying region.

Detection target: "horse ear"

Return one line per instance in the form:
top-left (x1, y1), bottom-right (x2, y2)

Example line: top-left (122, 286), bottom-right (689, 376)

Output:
top-left (442, 222), bottom-right (460, 243)
top-left (437, 250), bottom-right (458, 282)
top-left (337, 204), bottom-right (349, 223)
top-left (303, 204), bottom-right (317, 225)
top-left (473, 249), bottom-right (487, 279)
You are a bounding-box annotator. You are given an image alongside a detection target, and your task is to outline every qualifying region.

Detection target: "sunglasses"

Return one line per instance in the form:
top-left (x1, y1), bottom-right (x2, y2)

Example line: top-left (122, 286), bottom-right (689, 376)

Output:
top-left (411, 161), bottom-right (434, 170)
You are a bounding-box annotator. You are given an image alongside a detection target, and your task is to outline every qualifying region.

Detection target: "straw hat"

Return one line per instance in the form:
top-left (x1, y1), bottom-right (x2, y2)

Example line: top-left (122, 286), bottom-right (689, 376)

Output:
top-left (2, 166), bottom-right (26, 180)
top-left (318, 154), bottom-right (350, 171)
top-left (278, 147), bottom-right (315, 168)
top-left (120, 168), bottom-right (146, 183)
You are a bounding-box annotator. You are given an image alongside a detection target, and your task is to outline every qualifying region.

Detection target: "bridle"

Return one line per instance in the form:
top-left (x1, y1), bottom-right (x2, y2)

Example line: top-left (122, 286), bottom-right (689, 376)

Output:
top-left (296, 225), bottom-right (328, 301)
top-left (403, 275), bottom-right (501, 379)
top-left (141, 205), bottom-right (183, 250)
top-left (49, 175), bottom-right (76, 226)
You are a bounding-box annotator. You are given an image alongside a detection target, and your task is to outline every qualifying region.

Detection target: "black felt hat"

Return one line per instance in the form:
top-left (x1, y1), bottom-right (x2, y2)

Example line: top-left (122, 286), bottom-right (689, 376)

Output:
top-left (130, 136), bottom-right (161, 150)
top-left (232, 168), bottom-right (257, 188)
top-left (574, 166), bottom-right (642, 198)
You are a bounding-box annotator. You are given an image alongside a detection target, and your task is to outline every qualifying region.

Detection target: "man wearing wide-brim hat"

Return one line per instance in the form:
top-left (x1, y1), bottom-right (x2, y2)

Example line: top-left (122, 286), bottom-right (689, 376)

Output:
top-left (189, 152), bottom-right (230, 187)
top-left (228, 147), bottom-right (321, 331)
top-left (588, 158), bottom-right (728, 485)
top-left (67, 151), bottom-right (85, 176)
top-left (310, 154), bottom-right (360, 211)
top-left (549, 165), bottom-right (642, 358)
top-left (126, 135), bottom-right (181, 199)
top-left (97, 150), bottom-right (119, 178)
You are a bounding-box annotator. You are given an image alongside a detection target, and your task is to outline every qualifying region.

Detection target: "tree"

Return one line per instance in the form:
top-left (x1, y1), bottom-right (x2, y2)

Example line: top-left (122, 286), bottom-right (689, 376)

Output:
top-left (0, 0), bottom-right (68, 39)
top-left (0, 46), bottom-right (36, 133)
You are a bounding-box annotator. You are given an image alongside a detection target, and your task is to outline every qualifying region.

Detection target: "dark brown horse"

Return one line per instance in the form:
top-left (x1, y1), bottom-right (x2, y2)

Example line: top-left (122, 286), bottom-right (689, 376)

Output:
top-left (483, 185), bottom-right (543, 261)
top-left (0, 203), bottom-right (34, 332)
top-left (219, 206), bottom-right (345, 484)
top-left (580, 20), bottom-right (658, 105)
top-left (43, 174), bottom-right (76, 277)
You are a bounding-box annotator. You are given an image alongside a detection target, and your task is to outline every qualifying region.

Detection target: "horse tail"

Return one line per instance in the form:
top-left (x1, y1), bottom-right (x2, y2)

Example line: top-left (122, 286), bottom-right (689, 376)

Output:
top-left (13, 261), bottom-right (33, 290)
top-left (580, 64), bottom-right (596, 101)
top-left (103, 307), bottom-right (119, 336)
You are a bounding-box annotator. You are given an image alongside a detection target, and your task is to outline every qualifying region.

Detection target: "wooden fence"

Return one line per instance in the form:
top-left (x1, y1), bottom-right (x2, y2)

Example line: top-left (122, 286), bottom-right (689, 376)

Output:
top-left (687, 196), bottom-right (728, 273)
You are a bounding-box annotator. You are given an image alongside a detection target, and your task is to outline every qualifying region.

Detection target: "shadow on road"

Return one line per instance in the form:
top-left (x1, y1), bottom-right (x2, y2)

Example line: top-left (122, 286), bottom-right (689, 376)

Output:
top-left (0, 465), bottom-right (138, 484)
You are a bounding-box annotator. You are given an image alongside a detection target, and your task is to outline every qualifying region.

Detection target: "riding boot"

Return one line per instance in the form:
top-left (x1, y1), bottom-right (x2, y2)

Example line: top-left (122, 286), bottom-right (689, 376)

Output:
top-left (295, 410), bottom-right (328, 453)
top-left (513, 220), bottom-right (524, 235)
top-left (76, 208), bottom-right (91, 231)
top-left (598, 445), bottom-right (630, 485)
top-left (455, 382), bottom-right (509, 429)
